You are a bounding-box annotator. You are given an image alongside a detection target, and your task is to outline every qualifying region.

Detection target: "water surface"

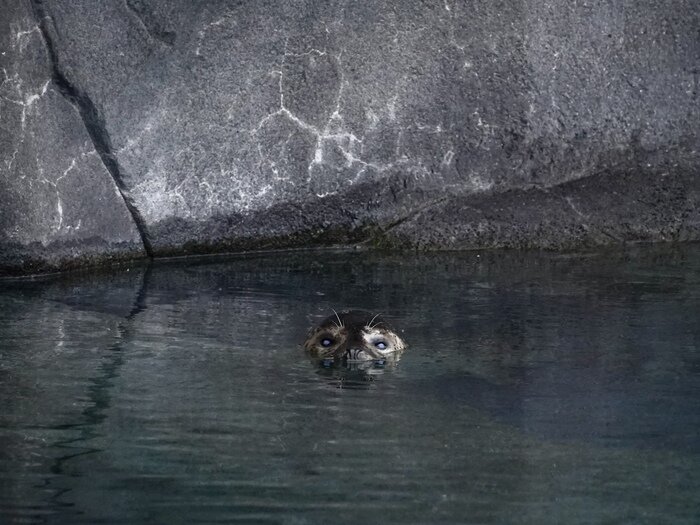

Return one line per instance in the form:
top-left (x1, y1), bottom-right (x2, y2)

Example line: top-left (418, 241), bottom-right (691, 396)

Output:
top-left (1, 246), bottom-right (700, 523)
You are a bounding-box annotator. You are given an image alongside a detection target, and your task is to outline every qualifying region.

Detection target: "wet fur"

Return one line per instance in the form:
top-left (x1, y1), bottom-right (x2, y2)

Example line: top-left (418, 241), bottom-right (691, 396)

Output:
top-left (304, 310), bottom-right (406, 362)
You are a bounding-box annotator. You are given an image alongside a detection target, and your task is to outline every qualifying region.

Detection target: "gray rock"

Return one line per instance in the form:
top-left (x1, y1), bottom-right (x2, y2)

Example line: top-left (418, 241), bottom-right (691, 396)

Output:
top-left (381, 162), bottom-right (700, 250)
top-left (0, 0), bottom-right (145, 276)
top-left (1, 0), bottom-right (698, 274)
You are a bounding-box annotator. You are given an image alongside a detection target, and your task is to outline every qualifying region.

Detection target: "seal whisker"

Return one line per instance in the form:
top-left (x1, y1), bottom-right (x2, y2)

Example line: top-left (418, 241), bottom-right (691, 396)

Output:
top-left (332, 308), bottom-right (344, 328)
top-left (367, 313), bottom-right (381, 330)
top-left (304, 310), bottom-right (406, 366)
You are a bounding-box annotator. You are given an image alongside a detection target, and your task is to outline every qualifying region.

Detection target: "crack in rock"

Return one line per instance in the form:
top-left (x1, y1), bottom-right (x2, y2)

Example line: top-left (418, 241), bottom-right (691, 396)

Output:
top-left (0, 66), bottom-right (50, 131)
top-left (30, 0), bottom-right (153, 256)
top-left (380, 196), bottom-right (451, 236)
top-left (252, 39), bottom-right (425, 197)
top-left (38, 148), bottom-right (97, 233)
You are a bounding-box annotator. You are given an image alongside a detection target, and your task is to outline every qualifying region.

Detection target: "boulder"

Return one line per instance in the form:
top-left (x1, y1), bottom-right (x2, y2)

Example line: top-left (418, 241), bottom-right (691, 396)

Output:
top-left (1, 0), bottom-right (698, 274)
top-left (0, 0), bottom-right (145, 276)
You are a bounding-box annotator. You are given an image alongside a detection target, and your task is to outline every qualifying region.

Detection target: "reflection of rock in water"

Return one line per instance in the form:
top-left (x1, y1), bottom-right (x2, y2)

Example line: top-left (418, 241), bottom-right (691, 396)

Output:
top-left (0, 263), bottom-right (151, 517)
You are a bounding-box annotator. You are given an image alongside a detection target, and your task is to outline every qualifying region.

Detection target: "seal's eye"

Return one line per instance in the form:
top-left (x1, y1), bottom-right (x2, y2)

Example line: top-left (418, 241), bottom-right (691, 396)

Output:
top-left (321, 338), bottom-right (334, 347)
top-left (374, 341), bottom-right (388, 350)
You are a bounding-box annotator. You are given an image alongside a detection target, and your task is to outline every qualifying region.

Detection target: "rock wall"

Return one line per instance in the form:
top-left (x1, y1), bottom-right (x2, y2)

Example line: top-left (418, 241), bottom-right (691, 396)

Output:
top-left (0, 0), bottom-right (146, 275)
top-left (1, 0), bottom-right (698, 275)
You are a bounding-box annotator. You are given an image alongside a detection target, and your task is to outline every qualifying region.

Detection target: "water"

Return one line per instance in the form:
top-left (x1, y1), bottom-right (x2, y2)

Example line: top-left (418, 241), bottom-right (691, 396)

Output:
top-left (1, 246), bottom-right (700, 524)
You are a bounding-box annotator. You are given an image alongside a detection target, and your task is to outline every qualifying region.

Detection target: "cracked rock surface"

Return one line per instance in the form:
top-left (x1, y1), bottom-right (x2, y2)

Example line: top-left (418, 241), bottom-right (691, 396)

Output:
top-left (0, 0), bottom-right (145, 276)
top-left (1, 0), bottom-right (699, 275)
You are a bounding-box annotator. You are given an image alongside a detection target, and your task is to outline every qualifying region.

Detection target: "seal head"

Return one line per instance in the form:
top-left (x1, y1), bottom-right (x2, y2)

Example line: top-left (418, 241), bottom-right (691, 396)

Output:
top-left (304, 310), bottom-right (406, 363)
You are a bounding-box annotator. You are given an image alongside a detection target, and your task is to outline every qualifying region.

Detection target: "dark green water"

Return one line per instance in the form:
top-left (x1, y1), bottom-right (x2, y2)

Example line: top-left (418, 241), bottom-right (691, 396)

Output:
top-left (1, 246), bottom-right (700, 524)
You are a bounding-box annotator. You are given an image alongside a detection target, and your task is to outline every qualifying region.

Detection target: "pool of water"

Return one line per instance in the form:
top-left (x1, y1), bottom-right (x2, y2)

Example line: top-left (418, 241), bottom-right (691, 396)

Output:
top-left (1, 246), bottom-right (700, 524)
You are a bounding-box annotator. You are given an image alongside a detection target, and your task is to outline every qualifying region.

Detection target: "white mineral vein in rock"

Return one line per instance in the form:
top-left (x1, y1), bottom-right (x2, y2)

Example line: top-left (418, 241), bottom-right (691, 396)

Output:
top-left (1, 64), bottom-right (51, 131)
top-left (564, 196), bottom-right (588, 219)
top-left (441, 150), bottom-right (454, 166)
top-left (40, 160), bottom-right (74, 232)
top-left (33, 149), bottom-right (97, 232)
top-left (55, 197), bottom-right (63, 231)
top-left (195, 16), bottom-right (229, 56)
top-left (12, 24), bottom-right (40, 52)
top-left (4, 149), bottom-right (19, 172)
top-left (252, 41), bottom-right (420, 189)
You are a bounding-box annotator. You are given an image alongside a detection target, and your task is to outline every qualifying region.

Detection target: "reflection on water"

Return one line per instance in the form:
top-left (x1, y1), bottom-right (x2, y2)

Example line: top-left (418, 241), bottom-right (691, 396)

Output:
top-left (1, 246), bottom-right (700, 524)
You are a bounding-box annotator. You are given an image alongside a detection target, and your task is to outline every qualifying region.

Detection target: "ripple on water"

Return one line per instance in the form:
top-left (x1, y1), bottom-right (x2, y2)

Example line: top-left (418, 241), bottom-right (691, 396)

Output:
top-left (1, 246), bottom-right (700, 523)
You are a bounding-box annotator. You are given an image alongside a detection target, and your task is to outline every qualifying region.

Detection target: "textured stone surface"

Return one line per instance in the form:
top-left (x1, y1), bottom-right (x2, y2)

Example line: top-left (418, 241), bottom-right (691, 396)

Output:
top-left (0, 0), bottom-right (145, 275)
top-left (1, 0), bottom-right (699, 274)
top-left (383, 162), bottom-right (700, 250)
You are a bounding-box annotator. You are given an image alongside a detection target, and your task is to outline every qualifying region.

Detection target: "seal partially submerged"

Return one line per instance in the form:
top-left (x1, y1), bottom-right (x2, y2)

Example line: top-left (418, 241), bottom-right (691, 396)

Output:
top-left (304, 310), bottom-right (406, 364)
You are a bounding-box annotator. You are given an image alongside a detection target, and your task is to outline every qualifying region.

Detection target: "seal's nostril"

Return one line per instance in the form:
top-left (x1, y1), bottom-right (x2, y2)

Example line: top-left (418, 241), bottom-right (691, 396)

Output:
top-left (346, 348), bottom-right (362, 360)
top-left (303, 310), bottom-right (407, 362)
